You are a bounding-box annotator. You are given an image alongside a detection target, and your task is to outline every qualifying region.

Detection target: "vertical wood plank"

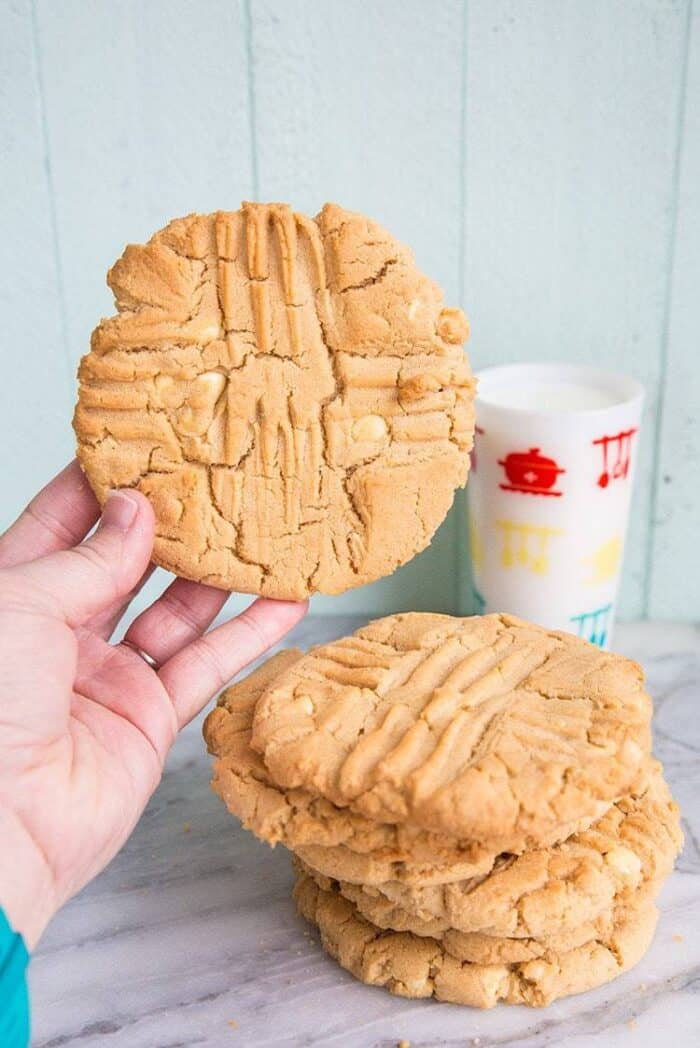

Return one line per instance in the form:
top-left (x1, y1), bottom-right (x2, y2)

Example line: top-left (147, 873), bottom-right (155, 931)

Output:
top-left (33, 0), bottom-right (254, 372)
top-left (463, 0), bottom-right (689, 619)
top-left (0, 0), bottom-right (73, 527)
top-left (649, 2), bottom-right (699, 619)
top-left (4, 0), bottom-right (695, 620)
top-left (250, 0), bottom-right (466, 613)
top-left (24, 0), bottom-right (255, 614)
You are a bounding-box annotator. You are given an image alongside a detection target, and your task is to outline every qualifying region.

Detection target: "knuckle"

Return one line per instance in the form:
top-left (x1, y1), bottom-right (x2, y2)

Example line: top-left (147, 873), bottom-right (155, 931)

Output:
top-left (72, 541), bottom-right (111, 574)
top-left (71, 541), bottom-right (120, 602)
top-left (160, 590), bottom-right (202, 636)
top-left (26, 501), bottom-right (79, 546)
top-left (191, 636), bottom-right (228, 689)
top-left (235, 610), bottom-right (271, 652)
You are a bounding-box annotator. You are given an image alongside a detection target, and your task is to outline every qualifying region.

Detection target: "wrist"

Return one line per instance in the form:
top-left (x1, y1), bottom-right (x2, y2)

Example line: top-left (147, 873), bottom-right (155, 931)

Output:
top-left (0, 805), bottom-right (57, 950)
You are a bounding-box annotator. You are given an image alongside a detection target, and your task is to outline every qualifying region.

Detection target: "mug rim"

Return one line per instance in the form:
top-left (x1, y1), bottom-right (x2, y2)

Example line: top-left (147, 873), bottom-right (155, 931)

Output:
top-left (475, 362), bottom-right (644, 417)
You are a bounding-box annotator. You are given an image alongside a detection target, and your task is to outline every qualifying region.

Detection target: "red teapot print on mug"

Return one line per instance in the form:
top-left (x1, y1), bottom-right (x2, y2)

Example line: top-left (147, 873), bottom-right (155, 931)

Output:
top-left (498, 447), bottom-right (565, 497)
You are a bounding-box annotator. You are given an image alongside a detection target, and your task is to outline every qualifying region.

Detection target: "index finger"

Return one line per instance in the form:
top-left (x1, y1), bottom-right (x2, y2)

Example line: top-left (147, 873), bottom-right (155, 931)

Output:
top-left (0, 460), bottom-right (100, 570)
top-left (158, 597), bottom-right (308, 727)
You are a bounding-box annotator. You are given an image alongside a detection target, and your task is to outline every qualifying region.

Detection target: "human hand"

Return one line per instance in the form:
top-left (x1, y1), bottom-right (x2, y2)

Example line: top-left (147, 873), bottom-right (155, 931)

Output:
top-left (0, 462), bottom-right (307, 947)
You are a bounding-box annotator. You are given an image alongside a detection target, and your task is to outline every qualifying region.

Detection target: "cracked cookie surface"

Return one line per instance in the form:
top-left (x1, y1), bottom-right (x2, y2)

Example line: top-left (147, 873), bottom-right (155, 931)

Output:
top-left (295, 761), bottom-right (682, 940)
top-left (251, 613), bottom-right (652, 846)
top-left (293, 870), bottom-right (658, 1008)
top-left (204, 650), bottom-right (502, 885)
top-left (296, 854), bottom-right (656, 964)
top-left (74, 203), bottom-right (475, 599)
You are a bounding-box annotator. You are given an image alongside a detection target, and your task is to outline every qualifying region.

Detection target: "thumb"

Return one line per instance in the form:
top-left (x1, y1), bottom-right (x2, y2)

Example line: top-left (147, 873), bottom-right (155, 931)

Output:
top-left (9, 490), bottom-right (155, 626)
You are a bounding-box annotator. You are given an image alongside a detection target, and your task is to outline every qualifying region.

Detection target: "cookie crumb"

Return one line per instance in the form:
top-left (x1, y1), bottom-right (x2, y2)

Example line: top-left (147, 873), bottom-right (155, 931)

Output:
top-left (627, 1019), bottom-right (637, 1030)
top-left (397, 1041), bottom-right (410, 1048)
top-left (227, 1019), bottom-right (238, 1029)
top-left (182, 822), bottom-right (192, 833)
top-left (673, 933), bottom-right (684, 943)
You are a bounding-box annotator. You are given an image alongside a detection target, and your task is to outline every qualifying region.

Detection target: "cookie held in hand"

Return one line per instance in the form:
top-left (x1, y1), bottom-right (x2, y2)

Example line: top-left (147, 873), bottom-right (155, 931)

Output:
top-left (74, 203), bottom-right (475, 599)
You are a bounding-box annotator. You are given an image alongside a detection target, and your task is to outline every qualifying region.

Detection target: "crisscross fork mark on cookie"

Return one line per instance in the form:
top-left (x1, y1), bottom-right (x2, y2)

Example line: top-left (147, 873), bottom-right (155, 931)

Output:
top-left (252, 613), bottom-right (651, 845)
top-left (204, 649), bottom-right (505, 883)
top-left (74, 203), bottom-right (475, 599)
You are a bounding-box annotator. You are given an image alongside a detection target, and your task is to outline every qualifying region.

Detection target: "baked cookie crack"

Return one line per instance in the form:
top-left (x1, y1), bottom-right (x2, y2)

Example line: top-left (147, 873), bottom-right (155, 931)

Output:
top-left (75, 203), bottom-right (474, 598)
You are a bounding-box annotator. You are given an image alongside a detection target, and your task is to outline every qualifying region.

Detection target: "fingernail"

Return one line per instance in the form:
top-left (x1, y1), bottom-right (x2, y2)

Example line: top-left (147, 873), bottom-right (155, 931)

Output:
top-left (101, 491), bottom-right (138, 533)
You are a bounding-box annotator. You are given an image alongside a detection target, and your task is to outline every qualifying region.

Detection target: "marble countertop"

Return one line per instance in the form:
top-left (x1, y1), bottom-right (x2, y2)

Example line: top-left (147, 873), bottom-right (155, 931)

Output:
top-left (30, 617), bottom-right (700, 1048)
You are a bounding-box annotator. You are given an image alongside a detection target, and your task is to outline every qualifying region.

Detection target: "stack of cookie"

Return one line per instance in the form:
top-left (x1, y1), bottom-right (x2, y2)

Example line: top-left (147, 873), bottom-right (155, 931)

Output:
top-left (72, 201), bottom-right (682, 1008)
top-left (204, 612), bottom-right (682, 1009)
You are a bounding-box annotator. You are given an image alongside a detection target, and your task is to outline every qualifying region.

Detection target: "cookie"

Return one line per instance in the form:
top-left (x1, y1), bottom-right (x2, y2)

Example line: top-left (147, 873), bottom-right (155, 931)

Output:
top-left (295, 762), bottom-right (682, 939)
top-left (292, 843), bottom-right (494, 887)
top-left (439, 907), bottom-right (643, 965)
top-left (74, 203), bottom-right (475, 599)
top-left (296, 856), bottom-right (653, 964)
top-left (252, 613), bottom-right (652, 847)
top-left (204, 651), bottom-right (500, 884)
top-left (294, 870), bottom-right (658, 1008)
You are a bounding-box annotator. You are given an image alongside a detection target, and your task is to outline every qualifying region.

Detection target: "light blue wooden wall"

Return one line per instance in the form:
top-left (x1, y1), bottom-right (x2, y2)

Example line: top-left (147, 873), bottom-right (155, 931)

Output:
top-left (1, 0), bottom-right (697, 620)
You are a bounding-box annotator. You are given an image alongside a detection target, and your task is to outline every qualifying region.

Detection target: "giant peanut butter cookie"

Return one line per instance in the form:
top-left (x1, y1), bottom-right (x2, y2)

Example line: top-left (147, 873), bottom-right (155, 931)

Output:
top-left (295, 761), bottom-right (682, 940)
top-left (74, 203), bottom-right (475, 599)
top-left (204, 650), bottom-right (501, 885)
top-left (296, 853), bottom-right (657, 964)
top-left (293, 870), bottom-right (658, 1008)
top-left (251, 613), bottom-right (652, 847)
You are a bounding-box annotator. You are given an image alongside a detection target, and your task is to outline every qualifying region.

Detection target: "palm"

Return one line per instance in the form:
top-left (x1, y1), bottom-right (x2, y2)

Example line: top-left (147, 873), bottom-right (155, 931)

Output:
top-left (0, 462), bottom-right (306, 945)
top-left (61, 628), bottom-right (172, 899)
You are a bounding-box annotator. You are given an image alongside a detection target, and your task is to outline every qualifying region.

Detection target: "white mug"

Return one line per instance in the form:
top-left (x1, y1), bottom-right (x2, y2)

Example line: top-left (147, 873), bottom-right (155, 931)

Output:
top-left (467, 363), bottom-right (644, 648)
